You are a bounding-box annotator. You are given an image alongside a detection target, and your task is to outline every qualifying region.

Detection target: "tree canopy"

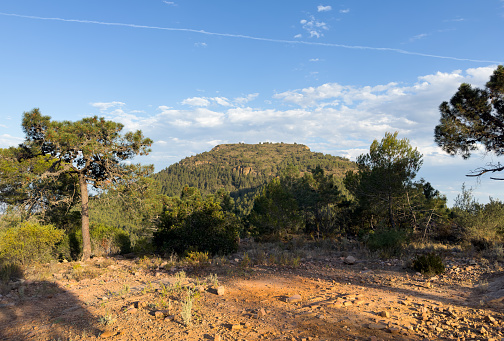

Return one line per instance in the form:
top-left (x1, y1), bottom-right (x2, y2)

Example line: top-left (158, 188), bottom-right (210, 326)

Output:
top-left (344, 132), bottom-right (423, 229)
top-left (1, 109), bottom-right (152, 260)
top-left (434, 65), bottom-right (504, 179)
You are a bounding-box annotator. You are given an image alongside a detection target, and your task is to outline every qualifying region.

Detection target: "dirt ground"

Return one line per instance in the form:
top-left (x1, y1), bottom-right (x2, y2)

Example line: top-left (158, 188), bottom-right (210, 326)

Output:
top-left (2, 245), bottom-right (504, 341)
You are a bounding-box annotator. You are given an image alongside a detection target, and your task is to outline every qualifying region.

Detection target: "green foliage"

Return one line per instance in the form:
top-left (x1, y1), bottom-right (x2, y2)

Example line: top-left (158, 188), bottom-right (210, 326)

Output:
top-left (154, 187), bottom-right (240, 255)
top-left (435, 65), bottom-right (504, 177)
top-left (153, 143), bottom-right (356, 216)
top-left (0, 221), bottom-right (64, 265)
top-left (366, 229), bottom-right (410, 259)
top-left (0, 263), bottom-right (23, 283)
top-left (248, 166), bottom-right (348, 240)
top-left (248, 178), bottom-right (303, 240)
top-left (345, 132), bottom-right (423, 230)
top-left (9, 108), bottom-right (153, 261)
top-left (412, 252), bottom-right (445, 277)
top-left (452, 185), bottom-right (504, 249)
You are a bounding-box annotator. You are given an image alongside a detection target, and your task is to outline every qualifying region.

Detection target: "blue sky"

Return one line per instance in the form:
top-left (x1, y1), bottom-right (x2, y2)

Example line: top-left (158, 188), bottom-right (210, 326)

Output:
top-left (1, 1), bottom-right (503, 205)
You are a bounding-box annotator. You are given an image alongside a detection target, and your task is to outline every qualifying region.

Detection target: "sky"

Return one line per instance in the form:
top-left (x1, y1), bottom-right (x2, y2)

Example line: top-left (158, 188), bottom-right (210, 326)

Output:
top-left (1, 1), bottom-right (503, 206)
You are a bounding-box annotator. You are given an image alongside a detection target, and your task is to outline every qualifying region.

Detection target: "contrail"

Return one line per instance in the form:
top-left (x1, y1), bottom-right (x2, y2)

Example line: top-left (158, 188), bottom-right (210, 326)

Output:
top-left (0, 12), bottom-right (502, 64)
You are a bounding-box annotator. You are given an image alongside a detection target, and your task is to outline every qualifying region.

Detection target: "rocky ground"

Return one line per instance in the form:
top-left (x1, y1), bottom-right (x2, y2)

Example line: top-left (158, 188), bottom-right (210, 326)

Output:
top-left (2, 244), bottom-right (504, 341)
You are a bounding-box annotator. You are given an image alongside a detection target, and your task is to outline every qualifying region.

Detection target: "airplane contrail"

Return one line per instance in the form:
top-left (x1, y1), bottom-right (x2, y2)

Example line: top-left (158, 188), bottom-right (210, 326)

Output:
top-left (0, 12), bottom-right (502, 64)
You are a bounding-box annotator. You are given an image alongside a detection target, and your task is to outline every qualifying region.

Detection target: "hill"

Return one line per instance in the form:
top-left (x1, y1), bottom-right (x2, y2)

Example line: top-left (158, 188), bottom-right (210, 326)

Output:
top-left (153, 143), bottom-right (357, 215)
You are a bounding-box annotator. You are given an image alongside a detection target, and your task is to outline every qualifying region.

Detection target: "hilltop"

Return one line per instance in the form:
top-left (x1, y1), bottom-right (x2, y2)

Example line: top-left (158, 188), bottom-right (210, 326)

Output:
top-left (152, 143), bottom-right (357, 214)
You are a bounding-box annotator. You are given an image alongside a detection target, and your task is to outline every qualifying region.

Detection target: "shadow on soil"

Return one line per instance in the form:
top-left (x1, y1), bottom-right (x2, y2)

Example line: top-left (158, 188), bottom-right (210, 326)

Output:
top-left (0, 280), bottom-right (101, 341)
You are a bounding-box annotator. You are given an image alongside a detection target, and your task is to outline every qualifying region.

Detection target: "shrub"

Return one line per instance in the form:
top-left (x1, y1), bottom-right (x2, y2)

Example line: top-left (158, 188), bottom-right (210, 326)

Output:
top-left (412, 252), bottom-right (445, 277)
top-left (366, 228), bottom-right (409, 259)
top-left (154, 194), bottom-right (240, 255)
top-left (70, 223), bottom-right (131, 257)
top-left (0, 263), bottom-right (23, 283)
top-left (0, 221), bottom-right (64, 265)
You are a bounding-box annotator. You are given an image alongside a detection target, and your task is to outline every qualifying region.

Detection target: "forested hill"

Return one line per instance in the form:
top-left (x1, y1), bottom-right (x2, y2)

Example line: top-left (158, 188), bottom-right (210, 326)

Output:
top-left (152, 143), bottom-right (357, 214)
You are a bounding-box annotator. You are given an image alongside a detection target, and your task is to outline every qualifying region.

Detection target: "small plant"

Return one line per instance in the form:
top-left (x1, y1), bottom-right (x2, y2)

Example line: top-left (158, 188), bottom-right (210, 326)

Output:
top-left (98, 312), bottom-right (116, 326)
top-left (180, 288), bottom-right (193, 327)
top-left (141, 281), bottom-right (154, 294)
top-left (412, 252), bottom-right (445, 277)
top-left (366, 229), bottom-right (409, 259)
top-left (206, 273), bottom-right (219, 287)
top-left (240, 253), bottom-right (252, 268)
top-left (116, 284), bottom-right (130, 296)
top-left (185, 251), bottom-right (210, 267)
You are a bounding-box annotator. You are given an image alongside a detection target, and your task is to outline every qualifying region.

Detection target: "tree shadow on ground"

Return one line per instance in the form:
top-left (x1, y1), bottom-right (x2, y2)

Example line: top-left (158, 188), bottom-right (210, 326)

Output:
top-left (0, 280), bottom-right (101, 340)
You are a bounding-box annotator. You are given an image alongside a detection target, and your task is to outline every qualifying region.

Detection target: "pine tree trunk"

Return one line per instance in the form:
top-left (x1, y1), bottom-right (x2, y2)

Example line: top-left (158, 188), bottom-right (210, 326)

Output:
top-left (79, 173), bottom-right (92, 261)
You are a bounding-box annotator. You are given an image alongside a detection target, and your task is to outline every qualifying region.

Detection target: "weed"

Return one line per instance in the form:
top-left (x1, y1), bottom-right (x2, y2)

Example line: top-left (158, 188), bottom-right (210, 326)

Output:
top-left (412, 252), bottom-right (445, 277)
top-left (206, 273), bottom-right (219, 287)
top-left (185, 251), bottom-right (210, 267)
top-left (180, 288), bottom-right (193, 327)
top-left (141, 281), bottom-right (154, 294)
top-left (98, 312), bottom-right (116, 326)
top-left (240, 253), bottom-right (252, 268)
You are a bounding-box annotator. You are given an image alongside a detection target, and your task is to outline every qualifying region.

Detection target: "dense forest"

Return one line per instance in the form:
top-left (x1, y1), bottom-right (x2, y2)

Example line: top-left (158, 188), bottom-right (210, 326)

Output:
top-left (152, 142), bottom-right (356, 215)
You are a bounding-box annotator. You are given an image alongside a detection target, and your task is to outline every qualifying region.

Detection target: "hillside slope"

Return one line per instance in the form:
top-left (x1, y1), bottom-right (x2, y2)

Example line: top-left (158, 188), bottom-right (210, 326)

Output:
top-left (153, 143), bottom-right (356, 214)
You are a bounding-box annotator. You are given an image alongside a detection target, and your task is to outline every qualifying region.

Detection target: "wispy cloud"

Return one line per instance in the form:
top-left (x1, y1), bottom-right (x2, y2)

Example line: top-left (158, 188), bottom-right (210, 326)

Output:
top-left (409, 33), bottom-right (428, 42)
top-left (90, 101), bottom-right (125, 111)
top-left (340, 9), bottom-right (350, 14)
top-left (0, 12), bottom-right (501, 63)
top-left (162, 1), bottom-right (176, 6)
top-left (194, 42), bottom-right (207, 47)
top-left (317, 5), bottom-right (332, 12)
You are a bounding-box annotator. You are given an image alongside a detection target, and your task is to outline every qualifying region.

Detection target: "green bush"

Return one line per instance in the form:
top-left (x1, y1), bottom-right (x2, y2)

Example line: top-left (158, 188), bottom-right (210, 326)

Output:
top-left (90, 223), bottom-right (131, 256)
top-left (412, 252), bottom-right (445, 277)
top-left (0, 221), bottom-right (64, 265)
top-left (62, 223), bottom-right (131, 259)
top-left (154, 193), bottom-right (240, 255)
top-left (366, 228), bottom-right (409, 258)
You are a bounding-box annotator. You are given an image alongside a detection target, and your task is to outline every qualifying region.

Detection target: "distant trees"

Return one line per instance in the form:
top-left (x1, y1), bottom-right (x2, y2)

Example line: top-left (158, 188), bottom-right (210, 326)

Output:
top-left (0, 109), bottom-right (152, 260)
top-left (435, 65), bottom-right (504, 179)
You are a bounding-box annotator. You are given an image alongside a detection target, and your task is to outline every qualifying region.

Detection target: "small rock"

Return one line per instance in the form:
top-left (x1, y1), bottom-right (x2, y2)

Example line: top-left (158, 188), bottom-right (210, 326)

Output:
top-left (100, 330), bottom-right (118, 338)
top-left (379, 310), bottom-right (390, 318)
top-left (344, 256), bottom-right (356, 265)
top-left (368, 323), bottom-right (387, 330)
top-left (230, 324), bottom-right (242, 330)
top-left (214, 335), bottom-right (221, 341)
top-left (217, 286), bottom-right (225, 296)
top-left (286, 294), bottom-right (302, 303)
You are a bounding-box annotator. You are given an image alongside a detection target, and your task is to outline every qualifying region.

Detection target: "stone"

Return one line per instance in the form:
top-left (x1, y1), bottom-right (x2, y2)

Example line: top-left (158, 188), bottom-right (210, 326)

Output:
top-left (368, 323), bottom-right (387, 330)
top-left (379, 310), bottom-right (390, 318)
top-left (217, 286), bottom-right (225, 296)
top-left (286, 294), bottom-right (302, 303)
top-left (100, 330), bottom-right (118, 338)
top-left (344, 256), bottom-right (356, 265)
top-left (214, 335), bottom-right (221, 341)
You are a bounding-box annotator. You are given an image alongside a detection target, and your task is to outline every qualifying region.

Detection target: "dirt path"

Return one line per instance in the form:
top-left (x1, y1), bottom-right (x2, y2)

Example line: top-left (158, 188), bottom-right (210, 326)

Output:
top-left (1, 251), bottom-right (504, 340)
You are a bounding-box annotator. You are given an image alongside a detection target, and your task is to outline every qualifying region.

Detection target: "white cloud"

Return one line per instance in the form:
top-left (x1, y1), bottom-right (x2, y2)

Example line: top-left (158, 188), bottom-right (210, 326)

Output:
top-left (90, 101), bottom-right (125, 112)
top-left (410, 33), bottom-right (428, 42)
top-left (294, 34), bottom-right (302, 39)
top-left (234, 93), bottom-right (259, 105)
top-left (182, 97), bottom-right (211, 107)
top-left (309, 58), bottom-right (320, 62)
top-left (340, 9), bottom-right (350, 14)
top-left (90, 66), bottom-right (500, 204)
top-left (0, 134), bottom-right (23, 148)
top-left (194, 42), bottom-right (207, 47)
top-left (162, 1), bottom-right (176, 5)
top-left (299, 15), bottom-right (329, 38)
top-left (317, 5), bottom-right (332, 12)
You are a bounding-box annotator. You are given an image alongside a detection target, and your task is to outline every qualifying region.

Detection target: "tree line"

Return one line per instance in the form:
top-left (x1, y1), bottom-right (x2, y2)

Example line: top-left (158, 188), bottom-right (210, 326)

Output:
top-left (1, 66), bottom-right (504, 267)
